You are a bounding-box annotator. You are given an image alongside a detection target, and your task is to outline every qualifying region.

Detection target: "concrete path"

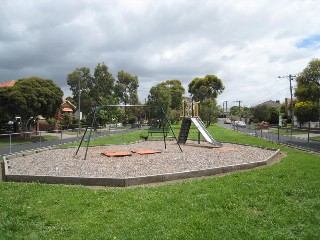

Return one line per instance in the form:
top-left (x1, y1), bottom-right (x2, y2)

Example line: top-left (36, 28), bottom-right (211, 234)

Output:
top-left (0, 128), bottom-right (142, 157)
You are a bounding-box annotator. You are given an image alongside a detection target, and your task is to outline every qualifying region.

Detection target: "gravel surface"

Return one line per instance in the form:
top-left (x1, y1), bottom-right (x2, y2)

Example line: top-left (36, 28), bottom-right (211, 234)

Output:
top-left (6, 141), bottom-right (277, 178)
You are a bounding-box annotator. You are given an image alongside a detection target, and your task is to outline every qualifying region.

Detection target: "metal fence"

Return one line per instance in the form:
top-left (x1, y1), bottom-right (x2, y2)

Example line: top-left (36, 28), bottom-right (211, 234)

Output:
top-left (0, 125), bottom-right (138, 156)
top-left (232, 123), bottom-right (320, 153)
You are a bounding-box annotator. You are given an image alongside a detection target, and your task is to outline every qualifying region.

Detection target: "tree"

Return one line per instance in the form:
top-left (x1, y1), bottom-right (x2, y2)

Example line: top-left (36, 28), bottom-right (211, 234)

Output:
top-left (251, 105), bottom-right (271, 123)
top-left (147, 83), bottom-right (171, 121)
top-left (114, 70), bottom-right (140, 123)
top-left (295, 59), bottom-right (320, 102)
top-left (188, 74), bottom-right (224, 126)
top-left (0, 87), bottom-right (14, 125)
top-left (295, 59), bottom-right (320, 123)
top-left (0, 77), bottom-right (63, 130)
top-left (146, 80), bottom-right (185, 124)
top-left (66, 63), bottom-right (117, 121)
top-left (200, 98), bottom-right (219, 127)
top-left (91, 63), bottom-right (115, 103)
top-left (160, 80), bottom-right (185, 110)
top-left (294, 101), bottom-right (319, 123)
top-left (230, 106), bottom-right (240, 117)
top-left (268, 106), bottom-right (280, 124)
top-left (115, 70), bottom-right (139, 105)
top-left (66, 66), bottom-right (93, 116)
top-left (188, 75), bottom-right (224, 101)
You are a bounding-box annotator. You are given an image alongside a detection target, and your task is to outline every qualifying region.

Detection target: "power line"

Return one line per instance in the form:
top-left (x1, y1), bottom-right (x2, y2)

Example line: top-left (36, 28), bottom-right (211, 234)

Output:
top-left (235, 79), bottom-right (282, 88)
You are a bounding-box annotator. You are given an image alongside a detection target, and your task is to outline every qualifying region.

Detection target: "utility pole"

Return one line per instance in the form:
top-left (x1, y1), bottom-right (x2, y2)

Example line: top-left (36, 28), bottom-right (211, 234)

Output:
top-left (279, 74), bottom-right (296, 130)
top-left (234, 100), bottom-right (241, 120)
top-left (224, 101), bottom-right (228, 117)
top-left (78, 78), bottom-right (81, 134)
top-left (222, 101), bottom-right (225, 115)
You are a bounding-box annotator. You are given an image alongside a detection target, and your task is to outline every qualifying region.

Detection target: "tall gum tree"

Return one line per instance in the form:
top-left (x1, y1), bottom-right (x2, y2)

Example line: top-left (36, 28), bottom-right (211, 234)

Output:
top-left (66, 67), bottom-right (93, 116)
top-left (66, 63), bottom-right (116, 118)
top-left (188, 74), bottom-right (224, 126)
top-left (115, 70), bottom-right (139, 105)
top-left (160, 80), bottom-right (185, 111)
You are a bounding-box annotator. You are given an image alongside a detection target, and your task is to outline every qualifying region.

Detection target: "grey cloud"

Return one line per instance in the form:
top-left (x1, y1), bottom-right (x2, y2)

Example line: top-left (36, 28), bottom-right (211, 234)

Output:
top-left (1, 0), bottom-right (320, 105)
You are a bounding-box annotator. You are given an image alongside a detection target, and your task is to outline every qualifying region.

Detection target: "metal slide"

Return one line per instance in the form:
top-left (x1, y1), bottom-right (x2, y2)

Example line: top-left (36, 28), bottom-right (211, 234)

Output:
top-left (191, 117), bottom-right (223, 147)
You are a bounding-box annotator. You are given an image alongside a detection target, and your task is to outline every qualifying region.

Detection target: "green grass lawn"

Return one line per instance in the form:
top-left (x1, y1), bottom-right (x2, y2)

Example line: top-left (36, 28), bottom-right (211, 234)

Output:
top-left (0, 135), bottom-right (59, 147)
top-left (310, 135), bottom-right (320, 141)
top-left (0, 124), bottom-right (319, 239)
top-left (269, 128), bottom-right (305, 136)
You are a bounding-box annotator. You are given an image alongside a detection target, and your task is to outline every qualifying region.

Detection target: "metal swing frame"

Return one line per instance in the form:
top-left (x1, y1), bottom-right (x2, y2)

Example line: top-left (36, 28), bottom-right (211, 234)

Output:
top-left (75, 104), bottom-right (182, 160)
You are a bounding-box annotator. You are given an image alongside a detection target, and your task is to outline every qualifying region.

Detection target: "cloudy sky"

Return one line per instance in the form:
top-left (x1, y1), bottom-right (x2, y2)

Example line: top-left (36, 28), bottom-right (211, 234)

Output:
top-left (1, 0), bottom-right (320, 108)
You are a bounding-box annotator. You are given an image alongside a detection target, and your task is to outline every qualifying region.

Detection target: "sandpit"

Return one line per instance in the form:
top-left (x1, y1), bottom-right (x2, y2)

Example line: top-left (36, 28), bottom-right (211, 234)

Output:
top-left (4, 141), bottom-right (280, 187)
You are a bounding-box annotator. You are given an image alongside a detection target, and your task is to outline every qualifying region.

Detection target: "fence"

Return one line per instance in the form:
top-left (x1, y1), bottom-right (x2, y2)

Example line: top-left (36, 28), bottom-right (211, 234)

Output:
top-left (232, 122), bottom-right (320, 153)
top-left (0, 125), bottom-right (133, 156)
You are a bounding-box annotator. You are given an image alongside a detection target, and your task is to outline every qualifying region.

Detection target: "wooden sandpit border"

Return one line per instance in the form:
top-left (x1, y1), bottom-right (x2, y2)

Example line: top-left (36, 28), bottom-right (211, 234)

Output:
top-left (3, 143), bottom-right (281, 187)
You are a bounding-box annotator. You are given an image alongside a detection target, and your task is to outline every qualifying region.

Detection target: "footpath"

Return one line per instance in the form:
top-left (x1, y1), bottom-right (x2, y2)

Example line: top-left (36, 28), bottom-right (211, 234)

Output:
top-left (0, 128), bottom-right (140, 157)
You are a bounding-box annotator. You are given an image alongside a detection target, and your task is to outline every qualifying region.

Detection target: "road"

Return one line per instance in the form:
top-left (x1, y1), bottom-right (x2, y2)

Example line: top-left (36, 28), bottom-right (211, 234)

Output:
top-left (0, 128), bottom-right (141, 157)
top-left (217, 119), bottom-right (320, 153)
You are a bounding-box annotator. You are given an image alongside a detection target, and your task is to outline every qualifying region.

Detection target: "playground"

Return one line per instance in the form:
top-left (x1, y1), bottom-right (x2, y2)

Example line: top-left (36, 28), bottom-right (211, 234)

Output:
top-left (4, 102), bottom-right (282, 186)
top-left (4, 140), bottom-right (279, 186)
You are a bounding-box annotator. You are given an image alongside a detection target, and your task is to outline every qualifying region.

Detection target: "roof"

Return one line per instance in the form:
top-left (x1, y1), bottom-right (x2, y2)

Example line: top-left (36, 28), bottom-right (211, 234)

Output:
top-left (255, 100), bottom-right (281, 108)
top-left (62, 107), bottom-right (74, 112)
top-left (61, 99), bottom-right (77, 110)
top-left (0, 80), bottom-right (16, 88)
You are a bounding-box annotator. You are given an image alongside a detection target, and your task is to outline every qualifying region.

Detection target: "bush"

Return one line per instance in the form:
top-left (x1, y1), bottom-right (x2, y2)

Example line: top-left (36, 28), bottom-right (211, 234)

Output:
top-left (128, 115), bottom-right (137, 124)
top-left (295, 101), bottom-right (319, 123)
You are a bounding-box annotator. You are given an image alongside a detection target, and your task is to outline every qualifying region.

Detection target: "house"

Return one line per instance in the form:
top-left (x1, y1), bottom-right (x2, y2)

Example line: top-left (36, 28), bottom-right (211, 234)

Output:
top-left (56, 99), bottom-right (77, 121)
top-left (0, 80), bottom-right (16, 88)
top-left (255, 100), bottom-right (281, 109)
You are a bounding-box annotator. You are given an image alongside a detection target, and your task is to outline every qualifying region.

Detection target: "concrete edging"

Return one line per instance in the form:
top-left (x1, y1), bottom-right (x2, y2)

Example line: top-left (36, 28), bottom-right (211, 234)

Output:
top-left (4, 149), bottom-right (281, 187)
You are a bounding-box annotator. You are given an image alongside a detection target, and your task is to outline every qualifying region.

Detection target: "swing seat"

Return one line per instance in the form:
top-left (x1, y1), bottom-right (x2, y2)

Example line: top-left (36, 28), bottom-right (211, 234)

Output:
top-left (131, 149), bottom-right (161, 155)
top-left (101, 151), bottom-right (132, 157)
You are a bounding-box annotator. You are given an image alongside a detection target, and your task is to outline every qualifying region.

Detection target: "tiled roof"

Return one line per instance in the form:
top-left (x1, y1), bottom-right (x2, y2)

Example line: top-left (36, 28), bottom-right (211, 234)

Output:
top-left (255, 100), bottom-right (281, 108)
top-left (0, 80), bottom-right (16, 88)
top-left (62, 107), bottom-right (74, 112)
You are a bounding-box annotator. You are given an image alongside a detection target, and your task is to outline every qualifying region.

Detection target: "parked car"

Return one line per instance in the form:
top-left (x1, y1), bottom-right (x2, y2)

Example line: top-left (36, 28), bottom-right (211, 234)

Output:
top-left (234, 121), bottom-right (246, 127)
top-left (260, 121), bottom-right (269, 129)
top-left (224, 118), bottom-right (232, 124)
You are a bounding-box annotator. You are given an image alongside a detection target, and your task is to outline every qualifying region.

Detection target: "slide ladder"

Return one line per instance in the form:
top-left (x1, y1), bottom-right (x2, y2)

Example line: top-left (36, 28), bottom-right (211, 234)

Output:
top-left (178, 118), bottom-right (192, 144)
top-left (178, 117), bottom-right (222, 147)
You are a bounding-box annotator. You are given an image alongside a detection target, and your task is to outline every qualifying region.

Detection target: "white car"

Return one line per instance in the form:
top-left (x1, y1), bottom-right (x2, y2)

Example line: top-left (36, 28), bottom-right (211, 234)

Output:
top-left (224, 118), bottom-right (232, 124)
top-left (235, 121), bottom-right (246, 127)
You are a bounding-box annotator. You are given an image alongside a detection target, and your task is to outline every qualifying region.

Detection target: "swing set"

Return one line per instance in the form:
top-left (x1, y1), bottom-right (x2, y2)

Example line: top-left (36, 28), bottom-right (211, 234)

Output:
top-left (75, 104), bottom-right (182, 160)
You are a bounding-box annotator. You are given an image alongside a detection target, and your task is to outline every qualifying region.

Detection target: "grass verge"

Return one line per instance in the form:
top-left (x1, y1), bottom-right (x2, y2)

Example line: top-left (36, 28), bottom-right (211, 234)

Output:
top-left (0, 124), bottom-right (319, 239)
top-left (0, 135), bottom-right (59, 147)
top-left (310, 136), bottom-right (320, 141)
